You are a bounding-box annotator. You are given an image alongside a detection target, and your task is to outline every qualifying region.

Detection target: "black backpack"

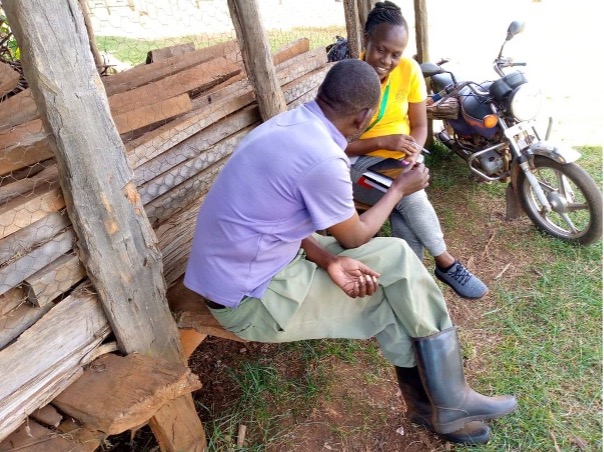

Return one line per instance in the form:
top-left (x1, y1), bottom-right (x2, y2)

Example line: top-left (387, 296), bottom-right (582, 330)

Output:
top-left (326, 36), bottom-right (350, 62)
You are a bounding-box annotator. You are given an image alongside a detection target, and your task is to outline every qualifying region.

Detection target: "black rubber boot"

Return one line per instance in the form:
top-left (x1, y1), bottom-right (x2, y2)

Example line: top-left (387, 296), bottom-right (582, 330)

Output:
top-left (395, 366), bottom-right (491, 445)
top-left (413, 326), bottom-right (518, 434)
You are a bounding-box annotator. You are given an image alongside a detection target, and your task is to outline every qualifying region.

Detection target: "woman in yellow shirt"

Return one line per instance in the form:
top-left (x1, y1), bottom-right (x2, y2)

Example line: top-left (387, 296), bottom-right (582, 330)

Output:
top-left (347, 1), bottom-right (488, 301)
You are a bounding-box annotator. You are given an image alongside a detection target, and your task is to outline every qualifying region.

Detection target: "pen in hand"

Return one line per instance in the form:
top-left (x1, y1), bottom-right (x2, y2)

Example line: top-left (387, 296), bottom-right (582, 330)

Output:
top-left (410, 140), bottom-right (431, 155)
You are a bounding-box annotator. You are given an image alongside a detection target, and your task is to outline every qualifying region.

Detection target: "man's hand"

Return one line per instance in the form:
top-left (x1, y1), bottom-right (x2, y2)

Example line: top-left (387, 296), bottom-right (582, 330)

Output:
top-left (326, 256), bottom-right (380, 298)
top-left (391, 162), bottom-right (430, 197)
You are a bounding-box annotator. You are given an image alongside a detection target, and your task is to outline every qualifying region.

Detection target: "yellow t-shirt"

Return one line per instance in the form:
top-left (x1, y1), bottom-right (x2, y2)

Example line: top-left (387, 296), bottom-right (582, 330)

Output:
top-left (360, 54), bottom-right (427, 160)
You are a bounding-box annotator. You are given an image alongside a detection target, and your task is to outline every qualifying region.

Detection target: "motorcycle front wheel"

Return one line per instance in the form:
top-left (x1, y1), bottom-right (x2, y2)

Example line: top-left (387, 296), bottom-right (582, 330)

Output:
top-left (518, 156), bottom-right (603, 245)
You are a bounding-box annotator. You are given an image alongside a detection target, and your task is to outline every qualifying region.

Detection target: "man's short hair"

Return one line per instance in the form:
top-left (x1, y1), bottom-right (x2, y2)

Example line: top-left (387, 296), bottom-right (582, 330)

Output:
top-left (317, 59), bottom-right (381, 116)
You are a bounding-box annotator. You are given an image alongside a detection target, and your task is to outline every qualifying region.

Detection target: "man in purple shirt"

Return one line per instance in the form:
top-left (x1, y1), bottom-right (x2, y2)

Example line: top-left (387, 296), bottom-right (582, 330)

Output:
top-left (184, 59), bottom-right (516, 445)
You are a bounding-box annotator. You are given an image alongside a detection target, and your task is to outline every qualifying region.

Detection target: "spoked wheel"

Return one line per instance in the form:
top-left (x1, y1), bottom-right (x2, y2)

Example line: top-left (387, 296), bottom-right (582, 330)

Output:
top-left (518, 156), bottom-right (603, 245)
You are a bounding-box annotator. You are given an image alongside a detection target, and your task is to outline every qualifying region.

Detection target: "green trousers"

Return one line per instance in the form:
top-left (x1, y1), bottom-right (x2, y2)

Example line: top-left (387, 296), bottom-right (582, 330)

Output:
top-left (208, 234), bottom-right (452, 367)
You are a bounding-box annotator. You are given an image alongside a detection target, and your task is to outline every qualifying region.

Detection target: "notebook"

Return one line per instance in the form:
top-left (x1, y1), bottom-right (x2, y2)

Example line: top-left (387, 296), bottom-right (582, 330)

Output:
top-left (357, 158), bottom-right (409, 192)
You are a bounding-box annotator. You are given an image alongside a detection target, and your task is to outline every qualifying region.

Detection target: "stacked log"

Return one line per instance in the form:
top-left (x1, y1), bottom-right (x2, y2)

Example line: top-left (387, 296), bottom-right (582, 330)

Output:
top-left (0, 36), bottom-right (329, 355)
top-left (0, 37), bottom-right (330, 443)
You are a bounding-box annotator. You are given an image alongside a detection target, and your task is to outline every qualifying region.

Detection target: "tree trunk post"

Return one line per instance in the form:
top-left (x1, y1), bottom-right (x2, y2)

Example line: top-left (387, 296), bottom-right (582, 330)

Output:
top-left (413, 0), bottom-right (433, 147)
top-left (357, 0), bottom-right (373, 32)
top-left (227, 0), bottom-right (286, 121)
top-left (3, 1), bottom-right (206, 449)
top-left (343, 0), bottom-right (362, 59)
top-left (413, 0), bottom-right (429, 64)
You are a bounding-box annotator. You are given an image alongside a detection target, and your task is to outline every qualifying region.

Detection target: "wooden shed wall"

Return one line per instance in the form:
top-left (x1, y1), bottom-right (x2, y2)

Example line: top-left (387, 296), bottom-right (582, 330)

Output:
top-left (0, 21), bottom-right (330, 451)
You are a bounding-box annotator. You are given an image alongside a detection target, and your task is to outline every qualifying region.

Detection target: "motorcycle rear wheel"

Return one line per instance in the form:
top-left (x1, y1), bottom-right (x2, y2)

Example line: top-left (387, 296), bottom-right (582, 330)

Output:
top-left (518, 156), bottom-right (603, 245)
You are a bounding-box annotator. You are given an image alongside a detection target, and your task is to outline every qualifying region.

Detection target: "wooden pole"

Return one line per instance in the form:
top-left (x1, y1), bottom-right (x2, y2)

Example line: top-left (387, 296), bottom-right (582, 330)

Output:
top-left (343, 0), bottom-right (362, 59)
top-left (3, 1), bottom-right (206, 450)
top-left (227, 0), bottom-right (286, 121)
top-left (413, 0), bottom-right (429, 63)
top-left (357, 0), bottom-right (373, 32)
top-left (77, 0), bottom-right (104, 71)
top-left (413, 0), bottom-right (433, 146)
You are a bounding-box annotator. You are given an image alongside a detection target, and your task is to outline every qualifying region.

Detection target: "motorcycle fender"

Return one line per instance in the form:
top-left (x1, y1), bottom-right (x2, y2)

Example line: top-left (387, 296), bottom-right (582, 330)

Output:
top-left (528, 141), bottom-right (581, 164)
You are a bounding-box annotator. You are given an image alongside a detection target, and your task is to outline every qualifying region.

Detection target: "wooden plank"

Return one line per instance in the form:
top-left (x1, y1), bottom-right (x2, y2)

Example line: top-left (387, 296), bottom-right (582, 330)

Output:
top-left (0, 163), bottom-right (59, 205)
top-left (108, 56), bottom-right (242, 116)
top-left (0, 131), bottom-right (53, 178)
top-left (0, 418), bottom-right (88, 452)
top-left (0, 211), bottom-right (70, 266)
top-left (53, 353), bottom-right (201, 435)
top-left (23, 253), bottom-right (86, 307)
top-left (148, 394), bottom-right (207, 452)
top-left (0, 62), bottom-right (20, 97)
top-left (0, 287), bottom-right (27, 317)
top-left (0, 287), bottom-right (110, 442)
top-left (126, 90), bottom-right (255, 170)
top-left (0, 229), bottom-right (75, 296)
top-left (179, 329), bottom-right (206, 360)
top-left (139, 126), bottom-right (251, 205)
top-left (0, 185), bottom-right (65, 240)
top-left (0, 302), bottom-right (55, 349)
top-left (30, 405), bottom-right (63, 428)
top-left (0, 118), bottom-right (44, 146)
top-left (134, 106), bottom-right (258, 187)
top-left (282, 64), bottom-right (331, 107)
top-left (146, 42), bottom-right (196, 63)
top-left (104, 40), bottom-right (240, 96)
top-left (272, 37), bottom-right (310, 66)
top-left (145, 159), bottom-right (223, 229)
top-left (127, 47), bottom-right (326, 172)
top-left (113, 93), bottom-right (193, 135)
top-left (0, 89), bottom-right (37, 131)
top-left (56, 416), bottom-right (104, 452)
top-left (227, 0), bottom-right (286, 120)
top-left (167, 279), bottom-right (247, 342)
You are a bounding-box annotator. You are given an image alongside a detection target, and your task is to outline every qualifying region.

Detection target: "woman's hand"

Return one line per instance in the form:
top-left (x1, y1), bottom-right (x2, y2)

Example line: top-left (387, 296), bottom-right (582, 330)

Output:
top-left (378, 134), bottom-right (421, 166)
top-left (326, 256), bottom-right (380, 298)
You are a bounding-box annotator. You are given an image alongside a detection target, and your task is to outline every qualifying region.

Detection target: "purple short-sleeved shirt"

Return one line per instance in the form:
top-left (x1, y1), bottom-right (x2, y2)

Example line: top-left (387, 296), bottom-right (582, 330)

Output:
top-left (183, 101), bottom-right (356, 307)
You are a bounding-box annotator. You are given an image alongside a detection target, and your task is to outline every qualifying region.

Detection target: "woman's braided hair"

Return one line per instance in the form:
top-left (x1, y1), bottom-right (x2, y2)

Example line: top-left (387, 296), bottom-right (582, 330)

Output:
top-left (364, 1), bottom-right (407, 35)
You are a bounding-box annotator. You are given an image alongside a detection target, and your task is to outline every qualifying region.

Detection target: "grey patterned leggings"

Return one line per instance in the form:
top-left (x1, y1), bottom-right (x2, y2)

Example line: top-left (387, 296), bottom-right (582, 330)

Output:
top-left (350, 155), bottom-right (447, 260)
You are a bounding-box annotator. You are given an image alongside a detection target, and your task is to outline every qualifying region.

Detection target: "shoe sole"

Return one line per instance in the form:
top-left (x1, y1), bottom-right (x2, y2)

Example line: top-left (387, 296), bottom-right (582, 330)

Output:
top-left (435, 271), bottom-right (489, 300)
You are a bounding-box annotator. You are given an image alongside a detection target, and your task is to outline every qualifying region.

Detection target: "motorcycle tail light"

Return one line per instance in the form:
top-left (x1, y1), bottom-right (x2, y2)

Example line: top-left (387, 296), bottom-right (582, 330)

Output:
top-left (483, 115), bottom-right (498, 128)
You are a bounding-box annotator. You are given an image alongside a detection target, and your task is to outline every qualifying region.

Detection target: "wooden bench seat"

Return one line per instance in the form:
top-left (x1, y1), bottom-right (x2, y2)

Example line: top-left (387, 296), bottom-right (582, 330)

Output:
top-left (354, 200), bottom-right (372, 213)
top-left (167, 280), bottom-right (247, 344)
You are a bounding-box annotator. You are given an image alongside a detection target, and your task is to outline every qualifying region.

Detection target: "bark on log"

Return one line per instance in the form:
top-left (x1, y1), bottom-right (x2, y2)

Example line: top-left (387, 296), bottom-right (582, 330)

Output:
top-left (146, 42), bottom-right (196, 64)
top-left (343, 0), bottom-right (363, 58)
top-left (227, 0), bottom-right (287, 120)
top-left (413, 0), bottom-right (430, 63)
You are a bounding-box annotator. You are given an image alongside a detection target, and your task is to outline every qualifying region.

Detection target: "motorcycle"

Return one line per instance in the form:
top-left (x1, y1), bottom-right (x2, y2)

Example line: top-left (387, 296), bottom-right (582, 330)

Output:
top-left (421, 20), bottom-right (603, 246)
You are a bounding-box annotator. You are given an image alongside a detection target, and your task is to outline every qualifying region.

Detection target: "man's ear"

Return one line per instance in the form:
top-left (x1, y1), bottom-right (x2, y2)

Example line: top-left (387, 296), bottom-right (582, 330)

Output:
top-left (354, 108), bottom-right (374, 133)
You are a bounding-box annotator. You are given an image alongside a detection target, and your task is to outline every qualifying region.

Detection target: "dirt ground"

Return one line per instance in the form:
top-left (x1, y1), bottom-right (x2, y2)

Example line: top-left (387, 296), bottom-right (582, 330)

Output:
top-left (99, 168), bottom-right (529, 452)
top-left (181, 175), bottom-right (543, 452)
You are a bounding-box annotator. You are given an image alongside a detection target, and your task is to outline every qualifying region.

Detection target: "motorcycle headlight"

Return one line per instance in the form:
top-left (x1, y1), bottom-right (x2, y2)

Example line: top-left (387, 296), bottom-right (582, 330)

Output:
top-left (509, 83), bottom-right (542, 121)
